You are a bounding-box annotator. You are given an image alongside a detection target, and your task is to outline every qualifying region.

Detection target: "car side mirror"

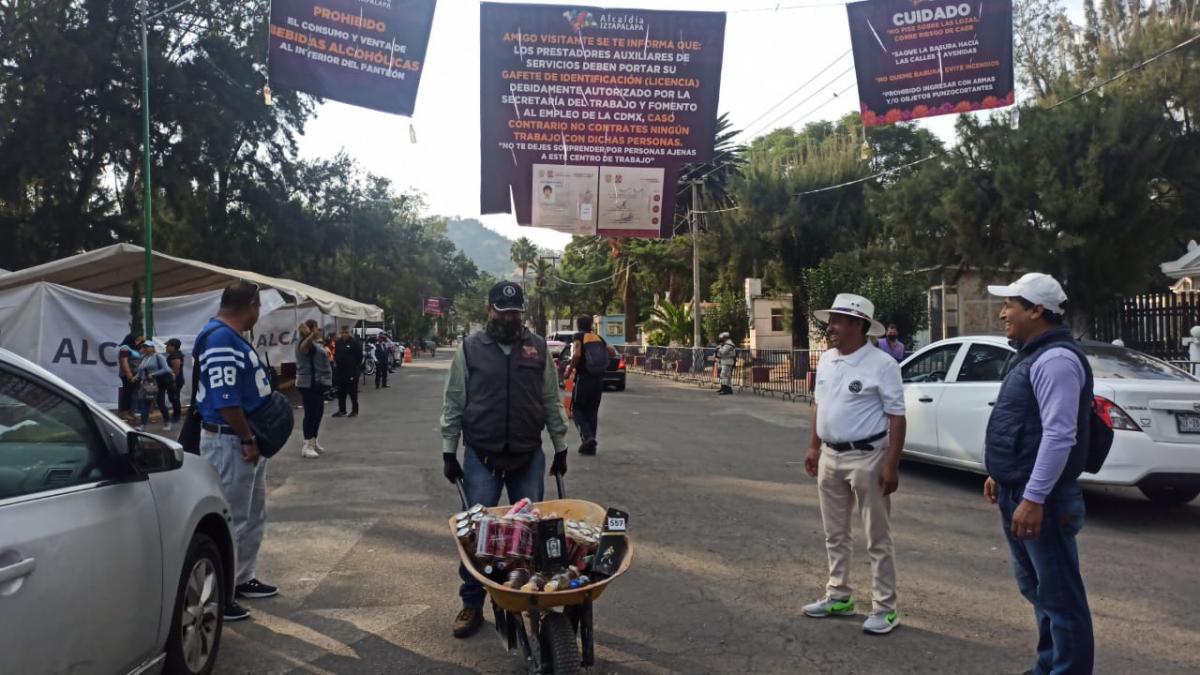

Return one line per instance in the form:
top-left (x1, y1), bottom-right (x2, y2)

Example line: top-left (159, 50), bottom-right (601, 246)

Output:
top-left (127, 431), bottom-right (185, 474)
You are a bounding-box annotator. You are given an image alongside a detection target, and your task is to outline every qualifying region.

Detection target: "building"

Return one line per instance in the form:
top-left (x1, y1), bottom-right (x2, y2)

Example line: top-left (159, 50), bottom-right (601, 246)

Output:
top-left (744, 278), bottom-right (793, 351)
top-left (913, 267), bottom-right (1012, 347)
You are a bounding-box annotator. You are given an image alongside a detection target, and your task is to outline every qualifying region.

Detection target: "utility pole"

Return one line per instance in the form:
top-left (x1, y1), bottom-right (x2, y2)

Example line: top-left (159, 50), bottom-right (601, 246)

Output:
top-left (691, 181), bottom-right (702, 352)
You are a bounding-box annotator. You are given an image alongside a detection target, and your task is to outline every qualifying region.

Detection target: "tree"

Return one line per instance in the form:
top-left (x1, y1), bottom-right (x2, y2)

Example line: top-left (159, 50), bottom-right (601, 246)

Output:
top-left (805, 252), bottom-right (929, 342)
top-left (642, 300), bottom-right (694, 346)
top-left (530, 258), bottom-right (555, 334)
top-left (510, 237), bottom-right (538, 291)
top-left (702, 282), bottom-right (750, 346)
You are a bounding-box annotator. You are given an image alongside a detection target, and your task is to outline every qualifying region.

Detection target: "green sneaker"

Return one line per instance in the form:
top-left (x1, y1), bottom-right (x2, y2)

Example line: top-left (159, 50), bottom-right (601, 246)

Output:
top-left (862, 610), bottom-right (900, 634)
top-left (802, 596), bottom-right (855, 618)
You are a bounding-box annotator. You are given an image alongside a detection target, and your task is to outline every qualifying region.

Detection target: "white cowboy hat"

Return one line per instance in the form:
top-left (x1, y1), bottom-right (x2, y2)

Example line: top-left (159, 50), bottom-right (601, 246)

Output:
top-left (813, 293), bottom-right (886, 337)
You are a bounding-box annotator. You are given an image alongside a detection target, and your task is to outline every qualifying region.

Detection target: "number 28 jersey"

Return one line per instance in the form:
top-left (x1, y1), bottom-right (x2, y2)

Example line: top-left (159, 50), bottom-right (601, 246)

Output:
top-left (194, 319), bottom-right (272, 426)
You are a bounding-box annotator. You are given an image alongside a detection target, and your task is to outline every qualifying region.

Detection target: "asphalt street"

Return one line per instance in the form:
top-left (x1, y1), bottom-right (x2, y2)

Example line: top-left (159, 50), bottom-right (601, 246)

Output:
top-left (217, 351), bottom-right (1200, 674)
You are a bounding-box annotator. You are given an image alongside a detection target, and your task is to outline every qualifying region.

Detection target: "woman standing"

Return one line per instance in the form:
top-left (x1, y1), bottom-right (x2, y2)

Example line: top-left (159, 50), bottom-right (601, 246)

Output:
top-left (117, 334), bottom-right (145, 425)
top-left (134, 341), bottom-right (173, 431)
top-left (296, 319), bottom-right (333, 458)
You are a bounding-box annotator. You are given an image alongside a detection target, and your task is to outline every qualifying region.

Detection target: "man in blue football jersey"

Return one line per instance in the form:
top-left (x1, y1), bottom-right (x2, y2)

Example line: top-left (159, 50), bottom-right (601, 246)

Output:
top-left (194, 281), bottom-right (278, 622)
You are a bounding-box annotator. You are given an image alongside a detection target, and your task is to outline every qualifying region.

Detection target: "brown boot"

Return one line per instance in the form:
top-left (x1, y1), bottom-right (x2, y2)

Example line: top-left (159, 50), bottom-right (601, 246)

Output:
top-left (452, 607), bottom-right (483, 638)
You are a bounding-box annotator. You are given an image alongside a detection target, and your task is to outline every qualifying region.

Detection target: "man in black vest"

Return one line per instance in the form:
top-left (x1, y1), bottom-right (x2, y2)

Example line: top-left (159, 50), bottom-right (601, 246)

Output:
top-left (983, 273), bottom-right (1094, 675)
top-left (439, 280), bottom-right (570, 638)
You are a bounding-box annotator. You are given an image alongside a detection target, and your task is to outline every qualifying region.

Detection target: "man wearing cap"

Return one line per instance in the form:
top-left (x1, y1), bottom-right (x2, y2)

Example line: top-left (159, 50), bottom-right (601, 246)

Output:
top-left (983, 273), bottom-right (1094, 674)
top-left (716, 332), bottom-right (737, 395)
top-left (802, 293), bottom-right (906, 635)
top-left (439, 280), bottom-right (570, 638)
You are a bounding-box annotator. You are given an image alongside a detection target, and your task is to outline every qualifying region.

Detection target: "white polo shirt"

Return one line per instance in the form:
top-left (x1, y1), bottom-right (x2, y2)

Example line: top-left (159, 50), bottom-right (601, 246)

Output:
top-left (814, 343), bottom-right (906, 444)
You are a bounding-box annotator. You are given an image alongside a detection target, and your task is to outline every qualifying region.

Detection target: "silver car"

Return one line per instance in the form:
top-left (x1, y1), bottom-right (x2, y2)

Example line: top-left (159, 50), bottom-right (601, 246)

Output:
top-left (0, 348), bottom-right (235, 674)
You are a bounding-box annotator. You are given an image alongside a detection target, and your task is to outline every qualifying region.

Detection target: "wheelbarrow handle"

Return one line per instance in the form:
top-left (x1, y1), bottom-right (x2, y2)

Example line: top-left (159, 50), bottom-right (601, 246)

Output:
top-left (454, 478), bottom-right (468, 511)
top-left (555, 474), bottom-right (566, 500)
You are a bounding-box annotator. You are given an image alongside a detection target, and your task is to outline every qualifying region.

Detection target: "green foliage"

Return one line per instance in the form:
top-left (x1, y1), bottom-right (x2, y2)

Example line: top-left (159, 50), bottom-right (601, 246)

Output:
top-left (804, 251), bottom-right (929, 340)
top-left (702, 282), bottom-right (750, 345)
top-left (642, 300), bottom-right (694, 346)
top-left (510, 237), bottom-right (538, 290)
top-left (445, 218), bottom-right (519, 279)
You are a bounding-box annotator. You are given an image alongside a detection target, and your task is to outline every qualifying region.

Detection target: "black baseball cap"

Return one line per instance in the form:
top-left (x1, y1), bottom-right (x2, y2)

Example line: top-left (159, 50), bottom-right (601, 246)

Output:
top-left (489, 281), bottom-right (525, 312)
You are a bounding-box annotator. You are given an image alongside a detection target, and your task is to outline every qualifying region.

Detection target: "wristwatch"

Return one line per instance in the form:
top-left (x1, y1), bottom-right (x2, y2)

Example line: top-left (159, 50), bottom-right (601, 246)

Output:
top-left (240, 437), bottom-right (255, 445)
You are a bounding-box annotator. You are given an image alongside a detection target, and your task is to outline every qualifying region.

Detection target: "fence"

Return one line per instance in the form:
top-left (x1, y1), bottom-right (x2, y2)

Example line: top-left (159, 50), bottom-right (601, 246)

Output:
top-left (1092, 293), bottom-right (1200, 361)
top-left (616, 345), bottom-right (825, 401)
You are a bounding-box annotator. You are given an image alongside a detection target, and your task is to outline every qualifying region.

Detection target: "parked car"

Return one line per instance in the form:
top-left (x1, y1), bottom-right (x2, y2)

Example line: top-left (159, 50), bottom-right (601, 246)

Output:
top-left (558, 343), bottom-right (627, 391)
top-left (0, 348), bottom-right (235, 674)
top-left (900, 336), bottom-right (1200, 505)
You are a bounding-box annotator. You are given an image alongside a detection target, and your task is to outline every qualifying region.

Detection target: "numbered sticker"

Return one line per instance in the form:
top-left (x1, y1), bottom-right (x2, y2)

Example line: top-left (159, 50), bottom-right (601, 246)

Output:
top-left (606, 517), bottom-right (627, 532)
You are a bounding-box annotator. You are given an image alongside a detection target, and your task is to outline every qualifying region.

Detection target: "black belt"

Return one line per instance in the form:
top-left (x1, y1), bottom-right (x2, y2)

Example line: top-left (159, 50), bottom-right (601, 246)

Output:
top-left (827, 431), bottom-right (887, 452)
top-left (201, 421), bottom-right (237, 436)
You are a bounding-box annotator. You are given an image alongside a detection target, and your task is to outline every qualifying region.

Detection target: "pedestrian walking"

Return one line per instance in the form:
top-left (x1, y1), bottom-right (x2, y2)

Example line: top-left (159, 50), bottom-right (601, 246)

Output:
top-left (876, 323), bottom-right (906, 363)
top-left (803, 293), bottom-right (907, 635)
top-left (374, 336), bottom-right (390, 388)
top-left (165, 338), bottom-right (185, 424)
top-left (134, 341), bottom-right (173, 431)
top-left (332, 326), bottom-right (362, 418)
top-left (194, 281), bottom-right (279, 622)
top-left (568, 314), bottom-right (616, 455)
top-left (983, 273), bottom-right (1094, 674)
top-left (440, 280), bottom-right (570, 639)
top-left (716, 332), bottom-right (737, 395)
top-left (117, 334), bottom-right (144, 425)
top-left (296, 319), bottom-right (333, 459)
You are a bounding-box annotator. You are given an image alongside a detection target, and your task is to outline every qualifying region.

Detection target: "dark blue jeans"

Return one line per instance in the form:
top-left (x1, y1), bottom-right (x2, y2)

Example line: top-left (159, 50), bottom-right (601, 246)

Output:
top-left (997, 481), bottom-right (1094, 675)
top-left (458, 448), bottom-right (546, 609)
top-left (572, 375), bottom-right (603, 447)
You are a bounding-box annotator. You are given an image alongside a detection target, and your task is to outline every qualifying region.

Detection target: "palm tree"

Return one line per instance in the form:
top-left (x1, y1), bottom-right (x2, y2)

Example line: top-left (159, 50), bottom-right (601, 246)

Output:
top-left (510, 237), bottom-right (538, 291)
top-left (642, 300), bottom-right (694, 346)
top-left (530, 258), bottom-right (555, 334)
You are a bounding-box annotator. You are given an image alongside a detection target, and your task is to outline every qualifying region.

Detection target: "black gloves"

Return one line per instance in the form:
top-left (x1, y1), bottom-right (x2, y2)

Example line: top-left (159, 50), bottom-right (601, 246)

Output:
top-left (443, 454), bottom-right (464, 484)
top-left (549, 450), bottom-right (568, 477)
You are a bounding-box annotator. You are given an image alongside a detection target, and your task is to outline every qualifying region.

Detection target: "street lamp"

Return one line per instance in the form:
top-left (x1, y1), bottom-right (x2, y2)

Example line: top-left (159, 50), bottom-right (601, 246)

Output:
top-left (139, 0), bottom-right (197, 337)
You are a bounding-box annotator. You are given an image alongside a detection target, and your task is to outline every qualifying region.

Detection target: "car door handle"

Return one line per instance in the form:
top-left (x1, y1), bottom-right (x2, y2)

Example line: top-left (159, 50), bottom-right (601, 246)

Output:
top-left (918, 397), bottom-right (934, 403)
top-left (0, 556), bottom-right (35, 585)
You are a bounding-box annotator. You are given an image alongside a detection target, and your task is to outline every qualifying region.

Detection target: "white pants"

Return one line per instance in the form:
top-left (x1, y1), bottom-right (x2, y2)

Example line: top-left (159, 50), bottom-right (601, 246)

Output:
top-left (816, 444), bottom-right (897, 613)
top-left (199, 430), bottom-right (268, 586)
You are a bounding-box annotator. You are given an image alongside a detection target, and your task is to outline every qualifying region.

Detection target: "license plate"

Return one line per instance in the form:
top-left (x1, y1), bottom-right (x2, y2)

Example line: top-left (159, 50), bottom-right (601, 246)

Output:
top-left (1176, 413), bottom-right (1200, 434)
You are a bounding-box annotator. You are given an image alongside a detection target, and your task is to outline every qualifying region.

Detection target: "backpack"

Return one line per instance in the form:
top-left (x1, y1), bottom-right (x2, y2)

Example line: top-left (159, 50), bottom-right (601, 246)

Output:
top-left (1085, 399), bottom-right (1114, 474)
top-left (581, 337), bottom-right (609, 375)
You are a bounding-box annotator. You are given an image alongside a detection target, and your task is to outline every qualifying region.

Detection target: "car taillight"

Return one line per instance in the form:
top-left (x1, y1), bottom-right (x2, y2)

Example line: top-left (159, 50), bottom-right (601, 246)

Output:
top-left (1094, 396), bottom-right (1141, 431)
top-left (617, 358), bottom-right (626, 370)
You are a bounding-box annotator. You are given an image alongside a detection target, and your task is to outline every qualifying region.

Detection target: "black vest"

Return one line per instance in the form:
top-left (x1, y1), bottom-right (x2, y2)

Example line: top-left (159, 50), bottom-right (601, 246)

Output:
top-left (462, 330), bottom-right (548, 470)
top-left (984, 327), bottom-right (1093, 489)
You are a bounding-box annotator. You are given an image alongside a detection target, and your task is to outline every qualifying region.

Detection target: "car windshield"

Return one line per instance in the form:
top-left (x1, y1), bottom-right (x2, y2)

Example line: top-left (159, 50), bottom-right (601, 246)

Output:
top-left (1083, 345), bottom-right (1197, 382)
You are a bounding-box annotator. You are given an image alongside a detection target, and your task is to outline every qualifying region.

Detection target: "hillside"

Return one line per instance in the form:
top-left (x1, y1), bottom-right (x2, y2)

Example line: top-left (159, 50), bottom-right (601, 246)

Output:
top-left (444, 218), bottom-right (519, 279)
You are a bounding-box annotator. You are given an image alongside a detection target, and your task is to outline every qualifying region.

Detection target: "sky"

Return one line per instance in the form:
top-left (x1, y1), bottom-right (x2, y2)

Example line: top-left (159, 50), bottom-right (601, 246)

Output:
top-left (296, 0), bottom-right (1086, 251)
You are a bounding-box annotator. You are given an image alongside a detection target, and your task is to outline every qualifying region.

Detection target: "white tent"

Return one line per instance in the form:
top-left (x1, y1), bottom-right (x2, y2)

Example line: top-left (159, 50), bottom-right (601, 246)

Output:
top-left (0, 245), bottom-right (383, 406)
top-left (1161, 240), bottom-right (1200, 286)
top-left (0, 243), bottom-right (383, 321)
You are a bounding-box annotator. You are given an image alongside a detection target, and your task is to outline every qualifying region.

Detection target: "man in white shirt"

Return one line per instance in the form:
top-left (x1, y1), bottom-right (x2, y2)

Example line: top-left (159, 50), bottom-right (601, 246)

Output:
top-left (802, 293), bottom-right (907, 635)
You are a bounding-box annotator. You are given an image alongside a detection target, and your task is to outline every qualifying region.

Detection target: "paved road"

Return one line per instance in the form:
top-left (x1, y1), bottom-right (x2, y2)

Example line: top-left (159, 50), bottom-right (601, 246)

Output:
top-left (217, 352), bottom-right (1200, 674)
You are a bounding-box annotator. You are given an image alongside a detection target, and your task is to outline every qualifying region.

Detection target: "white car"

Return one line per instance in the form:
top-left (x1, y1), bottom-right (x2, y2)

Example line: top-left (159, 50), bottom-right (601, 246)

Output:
top-left (900, 336), bottom-right (1200, 505)
top-left (0, 349), bottom-right (235, 674)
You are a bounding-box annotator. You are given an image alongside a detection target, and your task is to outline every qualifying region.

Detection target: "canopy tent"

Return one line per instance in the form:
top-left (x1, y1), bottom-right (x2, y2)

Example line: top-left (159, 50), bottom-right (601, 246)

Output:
top-left (1161, 240), bottom-right (1200, 283)
top-left (0, 243), bottom-right (383, 321)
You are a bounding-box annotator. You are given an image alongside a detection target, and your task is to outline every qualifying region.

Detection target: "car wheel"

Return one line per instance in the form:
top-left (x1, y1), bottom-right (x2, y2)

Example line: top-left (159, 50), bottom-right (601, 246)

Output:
top-left (1139, 485), bottom-right (1200, 506)
top-left (164, 532), bottom-right (224, 675)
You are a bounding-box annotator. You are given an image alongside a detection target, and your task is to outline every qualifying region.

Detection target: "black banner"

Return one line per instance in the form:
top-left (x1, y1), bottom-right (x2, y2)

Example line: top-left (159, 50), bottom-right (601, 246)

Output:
top-left (480, 3), bottom-right (726, 238)
top-left (268, 0), bottom-right (438, 116)
top-left (846, 0), bottom-right (1013, 126)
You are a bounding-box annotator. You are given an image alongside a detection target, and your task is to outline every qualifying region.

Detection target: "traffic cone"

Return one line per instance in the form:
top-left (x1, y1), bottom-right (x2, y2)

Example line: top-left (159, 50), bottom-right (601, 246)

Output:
top-left (563, 374), bottom-right (574, 419)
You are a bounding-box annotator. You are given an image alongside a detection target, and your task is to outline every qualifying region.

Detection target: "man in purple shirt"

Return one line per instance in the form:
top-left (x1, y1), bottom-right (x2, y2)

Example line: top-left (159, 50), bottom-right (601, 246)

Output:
top-left (983, 273), bottom-right (1094, 675)
top-left (876, 323), bottom-right (905, 362)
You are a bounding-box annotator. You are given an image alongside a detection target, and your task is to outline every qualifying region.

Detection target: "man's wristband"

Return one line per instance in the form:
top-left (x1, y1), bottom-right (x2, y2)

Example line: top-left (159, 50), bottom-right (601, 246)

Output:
top-left (240, 437), bottom-right (256, 445)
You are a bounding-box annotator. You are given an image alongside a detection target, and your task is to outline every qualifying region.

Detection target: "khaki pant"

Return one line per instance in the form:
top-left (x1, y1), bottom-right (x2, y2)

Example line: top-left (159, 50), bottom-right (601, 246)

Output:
top-left (817, 444), bottom-right (897, 613)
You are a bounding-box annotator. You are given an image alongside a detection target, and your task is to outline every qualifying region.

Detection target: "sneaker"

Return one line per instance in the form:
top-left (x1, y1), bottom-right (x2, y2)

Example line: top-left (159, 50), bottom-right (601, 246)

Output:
top-left (301, 440), bottom-right (320, 459)
top-left (236, 579), bottom-right (279, 599)
top-left (313, 438), bottom-right (326, 454)
top-left (452, 607), bottom-right (483, 638)
top-left (578, 440), bottom-right (597, 456)
top-left (331, 411), bottom-right (347, 418)
top-left (348, 411), bottom-right (359, 418)
top-left (224, 600), bottom-right (251, 622)
top-left (802, 596), bottom-right (856, 618)
top-left (863, 610), bottom-right (900, 635)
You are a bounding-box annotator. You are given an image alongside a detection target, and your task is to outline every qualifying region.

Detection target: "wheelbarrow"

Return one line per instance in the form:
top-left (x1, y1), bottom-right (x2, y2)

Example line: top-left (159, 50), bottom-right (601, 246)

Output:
top-left (450, 477), bottom-right (633, 674)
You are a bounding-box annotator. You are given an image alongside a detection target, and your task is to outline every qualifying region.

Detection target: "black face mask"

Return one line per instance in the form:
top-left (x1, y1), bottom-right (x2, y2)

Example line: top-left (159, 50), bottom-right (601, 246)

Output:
top-left (486, 318), bottom-right (524, 344)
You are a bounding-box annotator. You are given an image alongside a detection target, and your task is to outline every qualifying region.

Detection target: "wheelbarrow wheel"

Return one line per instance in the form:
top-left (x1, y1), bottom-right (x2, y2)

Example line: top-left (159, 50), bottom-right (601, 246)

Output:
top-left (540, 612), bottom-right (581, 675)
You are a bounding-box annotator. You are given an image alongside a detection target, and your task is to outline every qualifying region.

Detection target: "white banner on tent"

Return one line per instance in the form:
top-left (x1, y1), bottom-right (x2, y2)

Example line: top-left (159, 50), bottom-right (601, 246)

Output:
top-left (0, 282), bottom-right (288, 408)
top-left (251, 306), bottom-right (340, 368)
